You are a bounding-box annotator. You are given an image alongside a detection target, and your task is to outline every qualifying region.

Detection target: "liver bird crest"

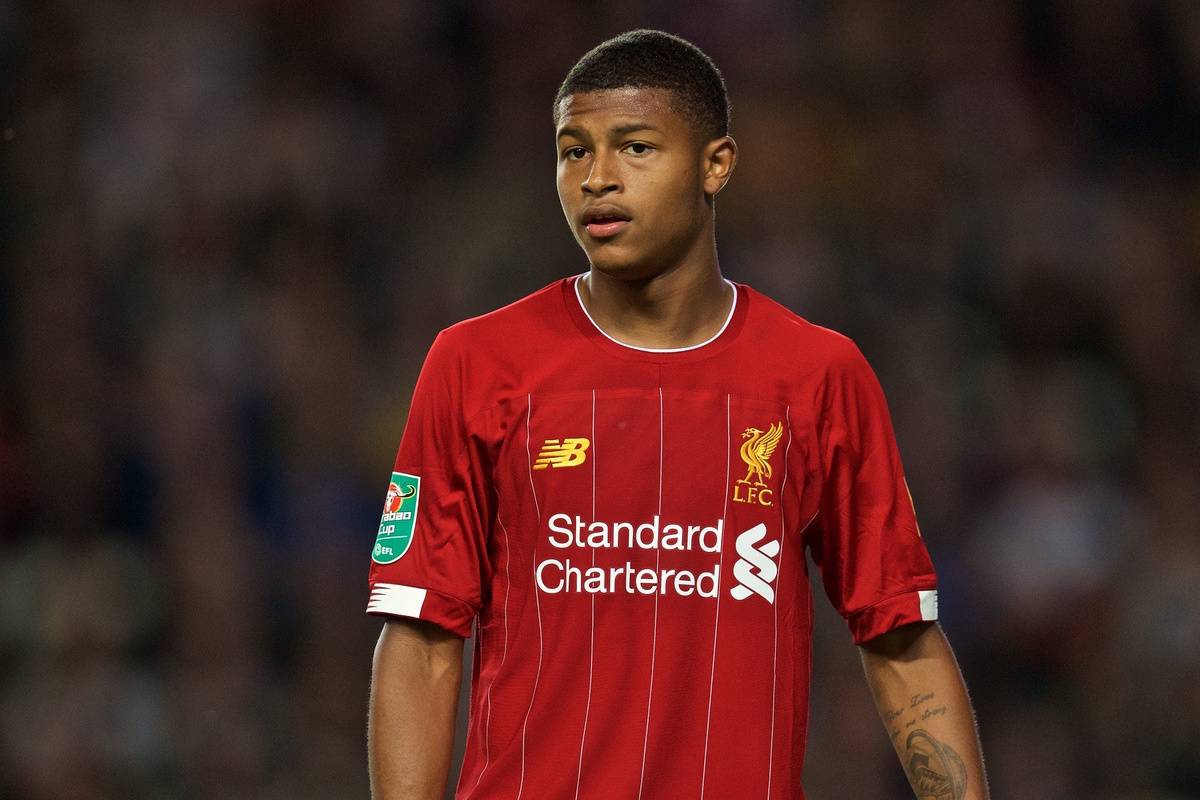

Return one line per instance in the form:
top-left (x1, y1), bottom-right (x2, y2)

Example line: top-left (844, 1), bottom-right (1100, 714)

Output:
top-left (739, 422), bottom-right (784, 486)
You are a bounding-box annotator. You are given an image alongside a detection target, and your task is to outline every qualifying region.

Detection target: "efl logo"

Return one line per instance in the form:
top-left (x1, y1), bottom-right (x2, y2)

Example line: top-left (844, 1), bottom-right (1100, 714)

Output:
top-left (533, 437), bottom-right (590, 470)
top-left (731, 523), bottom-right (780, 604)
top-left (732, 421), bottom-right (783, 507)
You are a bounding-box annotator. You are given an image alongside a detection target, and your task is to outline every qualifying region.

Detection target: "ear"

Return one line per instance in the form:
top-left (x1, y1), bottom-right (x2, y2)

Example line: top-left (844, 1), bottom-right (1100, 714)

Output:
top-left (701, 135), bottom-right (738, 197)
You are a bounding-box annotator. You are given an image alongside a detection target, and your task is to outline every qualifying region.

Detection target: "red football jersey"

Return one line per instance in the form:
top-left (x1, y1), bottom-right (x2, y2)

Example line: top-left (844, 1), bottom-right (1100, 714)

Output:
top-left (367, 275), bottom-right (938, 799)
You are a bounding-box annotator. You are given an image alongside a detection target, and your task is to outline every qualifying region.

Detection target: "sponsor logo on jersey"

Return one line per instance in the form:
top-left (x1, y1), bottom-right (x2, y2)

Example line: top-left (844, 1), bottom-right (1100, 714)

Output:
top-left (536, 513), bottom-right (723, 597)
top-left (732, 421), bottom-right (783, 507)
top-left (533, 437), bottom-right (590, 470)
top-left (730, 523), bottom-right (781, 604)
top-left (533, 515), bottom-right (783, 603)
top-left (373, 472), bottom-right (420, 564)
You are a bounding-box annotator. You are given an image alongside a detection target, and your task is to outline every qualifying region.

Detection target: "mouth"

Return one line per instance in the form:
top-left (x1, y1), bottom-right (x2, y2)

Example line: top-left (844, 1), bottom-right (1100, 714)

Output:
top-left (586, 218), bottom-right (629, 238)
top-left (581, 205), bottom-right (631, 239)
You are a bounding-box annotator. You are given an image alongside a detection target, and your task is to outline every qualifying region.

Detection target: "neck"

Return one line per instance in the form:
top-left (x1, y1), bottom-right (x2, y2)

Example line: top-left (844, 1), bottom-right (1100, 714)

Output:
top-left (580, 247), bottom-right (731, 350)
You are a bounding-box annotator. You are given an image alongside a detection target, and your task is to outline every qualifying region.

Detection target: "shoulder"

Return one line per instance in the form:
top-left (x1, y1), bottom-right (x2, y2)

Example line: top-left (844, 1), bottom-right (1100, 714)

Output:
top-left (740, 283), bottom-right (868, 372)
top-left (415, 279), bottom-right (569, 419)
top-left (430, 278), bottom-right (567, 359)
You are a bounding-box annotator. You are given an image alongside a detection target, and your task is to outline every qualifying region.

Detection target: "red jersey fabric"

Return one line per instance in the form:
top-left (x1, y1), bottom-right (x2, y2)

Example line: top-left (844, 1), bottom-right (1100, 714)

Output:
top-left (367, 275), bottom-right (938, 799)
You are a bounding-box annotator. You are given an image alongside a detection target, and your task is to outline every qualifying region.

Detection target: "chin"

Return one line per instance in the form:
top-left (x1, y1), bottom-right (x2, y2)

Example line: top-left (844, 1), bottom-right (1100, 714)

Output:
top-left (580, 239), bottom-right (648, 273)
top-left (585, 258), bottom-right (658, 283)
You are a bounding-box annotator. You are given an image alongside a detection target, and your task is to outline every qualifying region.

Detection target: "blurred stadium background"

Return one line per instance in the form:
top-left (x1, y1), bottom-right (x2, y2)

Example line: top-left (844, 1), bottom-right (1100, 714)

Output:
top-left (2, 1), bottom-right (1199, 798)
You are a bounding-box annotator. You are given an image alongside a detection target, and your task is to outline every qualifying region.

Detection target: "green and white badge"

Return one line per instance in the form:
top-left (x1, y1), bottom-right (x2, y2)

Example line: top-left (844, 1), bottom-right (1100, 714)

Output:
top-left (373, 472), bottom-right (420, 564)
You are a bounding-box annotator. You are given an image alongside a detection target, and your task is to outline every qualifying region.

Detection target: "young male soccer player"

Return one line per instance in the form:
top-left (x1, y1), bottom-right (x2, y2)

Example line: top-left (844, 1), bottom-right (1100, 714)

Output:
top-left (367, 29), bottom-right (989, 800)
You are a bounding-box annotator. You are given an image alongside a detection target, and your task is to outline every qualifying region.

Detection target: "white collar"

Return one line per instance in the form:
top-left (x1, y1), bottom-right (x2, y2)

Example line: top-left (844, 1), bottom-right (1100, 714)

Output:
top-left (573, 273), bottom-right (738, 354)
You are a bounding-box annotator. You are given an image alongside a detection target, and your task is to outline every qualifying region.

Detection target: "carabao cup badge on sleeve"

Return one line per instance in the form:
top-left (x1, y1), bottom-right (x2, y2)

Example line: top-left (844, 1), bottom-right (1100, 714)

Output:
top-left (373, 472), bottom-right (421, 564)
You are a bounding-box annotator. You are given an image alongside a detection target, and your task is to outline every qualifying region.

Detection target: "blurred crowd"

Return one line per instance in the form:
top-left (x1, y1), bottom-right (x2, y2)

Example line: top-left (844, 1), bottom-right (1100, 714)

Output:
top-left (2, 1), bottom-right (1199, 798)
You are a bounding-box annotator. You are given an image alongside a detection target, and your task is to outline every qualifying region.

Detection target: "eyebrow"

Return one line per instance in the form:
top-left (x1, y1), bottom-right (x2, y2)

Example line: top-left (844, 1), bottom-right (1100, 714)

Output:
top-left (556, 122), bottom-right (662, 140)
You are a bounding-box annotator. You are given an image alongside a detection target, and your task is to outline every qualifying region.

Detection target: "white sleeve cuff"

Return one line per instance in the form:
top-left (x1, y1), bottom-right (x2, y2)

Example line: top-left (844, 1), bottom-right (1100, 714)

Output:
top-left (367, 583), bottom-right (428, 618)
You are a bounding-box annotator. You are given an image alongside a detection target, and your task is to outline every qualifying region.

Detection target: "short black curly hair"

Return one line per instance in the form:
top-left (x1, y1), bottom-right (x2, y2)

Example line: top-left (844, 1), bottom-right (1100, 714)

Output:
top-left (553, 29), bottom-right (730, 141)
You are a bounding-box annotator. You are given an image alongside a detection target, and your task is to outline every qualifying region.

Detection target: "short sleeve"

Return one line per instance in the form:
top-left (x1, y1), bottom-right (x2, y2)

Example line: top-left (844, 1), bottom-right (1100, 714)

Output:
top-left (811, 341), bottom-right (938, 644)
top-left (366, 331), bottom-right (493, 637)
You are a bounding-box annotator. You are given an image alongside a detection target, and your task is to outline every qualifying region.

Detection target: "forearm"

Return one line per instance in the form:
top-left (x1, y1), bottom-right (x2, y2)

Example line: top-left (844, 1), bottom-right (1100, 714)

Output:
top-left (368, 618), bottom-right (464, 800)
top-left (860, 622), bottom-right (989, 800)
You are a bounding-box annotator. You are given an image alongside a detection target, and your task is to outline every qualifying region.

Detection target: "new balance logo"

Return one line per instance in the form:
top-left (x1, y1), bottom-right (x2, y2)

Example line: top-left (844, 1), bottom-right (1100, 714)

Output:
top-left (533, 437), bottom-right (590, 470)
top-left (731, 523), bottom-right (780, 604)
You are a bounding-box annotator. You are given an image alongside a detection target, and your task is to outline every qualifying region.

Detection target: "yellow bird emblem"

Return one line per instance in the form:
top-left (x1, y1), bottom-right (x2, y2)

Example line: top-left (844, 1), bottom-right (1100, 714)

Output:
top-left (738, 422), bottom-right (784, 486)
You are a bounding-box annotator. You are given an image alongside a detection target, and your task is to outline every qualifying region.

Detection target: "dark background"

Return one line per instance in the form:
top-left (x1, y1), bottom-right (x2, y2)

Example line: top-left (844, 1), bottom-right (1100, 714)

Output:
top-left (2, 1), bottom-right (1199, 798)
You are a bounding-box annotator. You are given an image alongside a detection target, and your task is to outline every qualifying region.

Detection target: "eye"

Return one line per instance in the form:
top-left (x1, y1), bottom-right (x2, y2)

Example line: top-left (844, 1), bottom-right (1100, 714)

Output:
top-left (563, 146), bottom-right (587, 161)
top-left (625, 142), bottom-right (654, 155)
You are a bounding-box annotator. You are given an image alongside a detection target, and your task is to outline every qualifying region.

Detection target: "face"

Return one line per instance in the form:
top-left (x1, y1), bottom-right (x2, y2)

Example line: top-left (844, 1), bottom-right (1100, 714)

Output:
top-left (554, 87), bottom-right (736, 280)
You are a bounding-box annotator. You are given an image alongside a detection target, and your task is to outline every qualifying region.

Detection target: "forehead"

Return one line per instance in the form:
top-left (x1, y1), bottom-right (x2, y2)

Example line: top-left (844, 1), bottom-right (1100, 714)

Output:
top-left (555, 87), bottom-right (687, 136)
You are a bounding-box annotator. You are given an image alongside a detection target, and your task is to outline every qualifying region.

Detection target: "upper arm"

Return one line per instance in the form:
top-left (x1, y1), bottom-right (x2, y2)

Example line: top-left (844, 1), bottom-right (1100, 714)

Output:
top-left (373, 617), bottom-right (465, 672)
top-left (369, 615), bottom-right (464, 800)
top-left (811, 340), bottom-right (939, 644)
top-left (367, 329), bottom-right (495, 638)
top-left (858, 620), bottom-right (939, 662)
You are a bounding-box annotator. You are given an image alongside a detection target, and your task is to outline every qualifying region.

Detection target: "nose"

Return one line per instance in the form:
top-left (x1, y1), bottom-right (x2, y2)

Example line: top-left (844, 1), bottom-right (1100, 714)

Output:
top-left (581, 152), bottom-right (619, 195)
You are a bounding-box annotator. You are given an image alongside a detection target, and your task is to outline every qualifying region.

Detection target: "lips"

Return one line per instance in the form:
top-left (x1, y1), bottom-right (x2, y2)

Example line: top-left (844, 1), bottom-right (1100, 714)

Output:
top-left (586, 219), bottom-right (628, 238)
top-left (582, 204), bottom-right (631, 239)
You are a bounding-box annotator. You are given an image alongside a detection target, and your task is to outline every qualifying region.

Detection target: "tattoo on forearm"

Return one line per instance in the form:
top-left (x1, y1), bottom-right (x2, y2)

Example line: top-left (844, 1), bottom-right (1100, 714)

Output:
top-left (903, 729), bottom-right (966, 800)
top-left (884, 692), bottom-right (948, 733)
top-left (910, 692), bottom-right (935, 708)
top-left (918, 704), bottom-right (947, 722)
